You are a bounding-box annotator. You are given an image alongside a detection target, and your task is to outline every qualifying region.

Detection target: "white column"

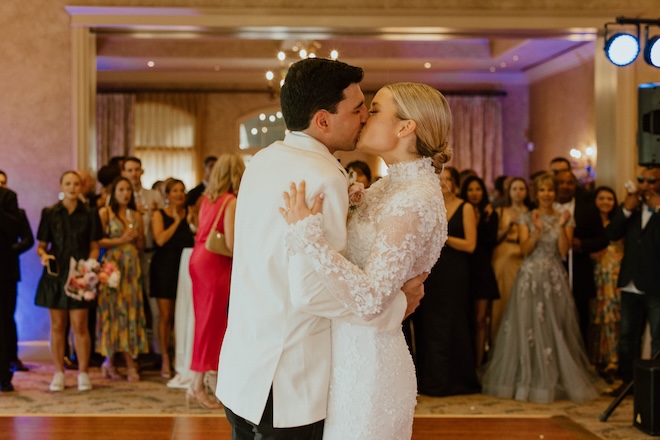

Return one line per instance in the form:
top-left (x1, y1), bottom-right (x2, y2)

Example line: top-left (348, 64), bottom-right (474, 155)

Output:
top-left (71, 26), bottom-right (97, 171)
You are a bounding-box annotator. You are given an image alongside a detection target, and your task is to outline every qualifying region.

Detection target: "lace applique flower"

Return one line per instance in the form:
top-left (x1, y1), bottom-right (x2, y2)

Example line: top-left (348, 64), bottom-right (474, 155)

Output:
top-left (544, 347), bottom-right (553, 365)
top-left (536, 301), bottom-right (545, 322)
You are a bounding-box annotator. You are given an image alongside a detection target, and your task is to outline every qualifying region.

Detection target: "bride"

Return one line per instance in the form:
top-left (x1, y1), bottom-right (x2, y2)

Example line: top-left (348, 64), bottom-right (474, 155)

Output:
top-left (281, 82), bottom-right (451, 439)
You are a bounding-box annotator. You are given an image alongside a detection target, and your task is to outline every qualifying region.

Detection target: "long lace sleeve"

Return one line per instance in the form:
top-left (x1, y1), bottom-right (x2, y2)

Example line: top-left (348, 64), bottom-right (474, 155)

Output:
top-left (286, 199), bottom-right (435, 320)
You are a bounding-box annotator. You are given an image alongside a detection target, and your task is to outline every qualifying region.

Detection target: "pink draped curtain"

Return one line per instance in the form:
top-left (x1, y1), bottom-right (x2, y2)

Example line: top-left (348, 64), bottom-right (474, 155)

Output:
top-left (445, 95), bottom-right (503, 189)
top-left (96, 93), bottom-right (136, 166)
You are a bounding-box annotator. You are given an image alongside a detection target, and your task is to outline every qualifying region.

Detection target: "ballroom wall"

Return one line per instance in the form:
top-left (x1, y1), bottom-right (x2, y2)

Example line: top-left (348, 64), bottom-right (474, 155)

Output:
top-left (529, 63), bottom-right (596, 177)
top-left (2, 0), bottom-right (659, 342)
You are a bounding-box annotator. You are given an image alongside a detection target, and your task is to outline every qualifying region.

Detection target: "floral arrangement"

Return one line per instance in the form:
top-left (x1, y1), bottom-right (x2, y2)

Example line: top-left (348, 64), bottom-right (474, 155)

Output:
top-left (348, 171), bottom-right (366, 212)
top-left (64, 257), bottom-right (120, 301)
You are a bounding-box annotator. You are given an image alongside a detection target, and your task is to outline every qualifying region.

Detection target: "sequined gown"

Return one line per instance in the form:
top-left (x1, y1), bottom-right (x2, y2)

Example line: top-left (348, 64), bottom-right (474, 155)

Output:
top-left (286, 158), bottom-right (447, 440)
top-left (482, 212), bottom-right (599, 403)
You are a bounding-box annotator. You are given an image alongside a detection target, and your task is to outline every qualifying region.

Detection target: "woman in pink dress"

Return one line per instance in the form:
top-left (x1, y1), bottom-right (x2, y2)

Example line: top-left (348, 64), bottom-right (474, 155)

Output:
top-left (188, 153), bottom-right (245, 408)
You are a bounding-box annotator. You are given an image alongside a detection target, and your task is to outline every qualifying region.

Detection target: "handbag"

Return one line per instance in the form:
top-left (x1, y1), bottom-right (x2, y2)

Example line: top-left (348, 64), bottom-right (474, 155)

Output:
top-left (204, 195), bottom-right (233, 257)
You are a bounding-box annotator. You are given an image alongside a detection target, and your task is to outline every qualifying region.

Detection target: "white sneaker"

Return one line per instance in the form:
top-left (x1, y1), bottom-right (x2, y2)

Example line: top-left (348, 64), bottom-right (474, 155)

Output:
top-left (78, 372), bottom-right (92, 391)
top-left (49, 372), bottom-right (65, 392)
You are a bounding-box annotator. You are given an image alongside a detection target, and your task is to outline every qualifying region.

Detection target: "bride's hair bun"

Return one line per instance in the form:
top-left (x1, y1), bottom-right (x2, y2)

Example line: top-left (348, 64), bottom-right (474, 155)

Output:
top-left (433, 144), bottom-right (452, 168)
top-left (385, 82), bottom-right (452, 173)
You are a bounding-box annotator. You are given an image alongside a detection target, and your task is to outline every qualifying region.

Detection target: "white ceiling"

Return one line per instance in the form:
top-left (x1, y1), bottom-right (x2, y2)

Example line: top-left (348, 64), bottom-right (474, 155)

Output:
top-left (95, 27), bottom-right (598, 92)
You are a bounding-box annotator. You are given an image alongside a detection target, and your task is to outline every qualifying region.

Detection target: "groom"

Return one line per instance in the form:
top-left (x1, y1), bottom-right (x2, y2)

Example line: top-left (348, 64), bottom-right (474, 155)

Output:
top-left (216, 58), bottom-right (425, 439)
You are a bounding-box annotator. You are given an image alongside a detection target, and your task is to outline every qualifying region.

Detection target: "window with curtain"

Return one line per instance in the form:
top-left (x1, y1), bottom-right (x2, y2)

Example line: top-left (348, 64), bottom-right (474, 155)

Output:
top-left (133, 93), bottom-right (203, 190)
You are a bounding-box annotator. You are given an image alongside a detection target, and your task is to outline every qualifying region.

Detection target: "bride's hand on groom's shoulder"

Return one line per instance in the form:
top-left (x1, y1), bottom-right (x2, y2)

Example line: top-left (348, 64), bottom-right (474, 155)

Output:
top-left (280, 180), bottom-right (325, 224)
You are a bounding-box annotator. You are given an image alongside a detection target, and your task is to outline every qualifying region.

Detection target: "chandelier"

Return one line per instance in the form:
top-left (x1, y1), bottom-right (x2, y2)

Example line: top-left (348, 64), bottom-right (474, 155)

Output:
top-left (266, 41), bottom-right (339, 98)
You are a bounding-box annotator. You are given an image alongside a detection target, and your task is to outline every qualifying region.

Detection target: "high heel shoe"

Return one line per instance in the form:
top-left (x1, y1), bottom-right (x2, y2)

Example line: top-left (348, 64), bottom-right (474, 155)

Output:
top-left (161, 364), bottom-right (172, 379)
top-left (101, 360), bottom-right (120, 380)
top-left (126, 367), bottom-right (140, 382)
top-left (185, 387), bottom-right (221, 409)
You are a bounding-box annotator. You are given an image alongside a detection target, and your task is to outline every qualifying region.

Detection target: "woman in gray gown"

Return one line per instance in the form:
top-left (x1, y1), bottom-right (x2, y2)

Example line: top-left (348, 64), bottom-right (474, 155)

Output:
top-left (481, 173), bottom-right (600, 404)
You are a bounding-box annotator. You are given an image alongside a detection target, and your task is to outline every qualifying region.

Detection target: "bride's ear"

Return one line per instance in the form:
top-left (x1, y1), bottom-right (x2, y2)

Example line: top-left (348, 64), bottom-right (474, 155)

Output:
top-left (397, 120), bottom-right (417, 138)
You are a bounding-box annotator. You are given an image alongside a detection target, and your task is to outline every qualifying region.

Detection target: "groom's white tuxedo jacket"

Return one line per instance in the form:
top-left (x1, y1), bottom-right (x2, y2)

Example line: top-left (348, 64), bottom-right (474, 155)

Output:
top-left (217, 132), bottom-right (361, 427)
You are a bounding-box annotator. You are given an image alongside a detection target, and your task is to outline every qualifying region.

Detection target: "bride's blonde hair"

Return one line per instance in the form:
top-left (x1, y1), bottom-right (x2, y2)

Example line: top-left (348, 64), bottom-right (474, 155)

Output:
top-left (384, 82), bottom-right (452, 171)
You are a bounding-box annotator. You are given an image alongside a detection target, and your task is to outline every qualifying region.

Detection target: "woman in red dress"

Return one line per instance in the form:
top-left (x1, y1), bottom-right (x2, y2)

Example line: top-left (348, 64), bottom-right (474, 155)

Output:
top-left (188, 153), bottom-right (245, 408)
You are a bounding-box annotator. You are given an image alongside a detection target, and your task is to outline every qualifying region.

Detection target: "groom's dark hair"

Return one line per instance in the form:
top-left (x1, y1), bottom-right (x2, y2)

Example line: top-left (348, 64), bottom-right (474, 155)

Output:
top-left (280, 58), bottom-right (364, 131)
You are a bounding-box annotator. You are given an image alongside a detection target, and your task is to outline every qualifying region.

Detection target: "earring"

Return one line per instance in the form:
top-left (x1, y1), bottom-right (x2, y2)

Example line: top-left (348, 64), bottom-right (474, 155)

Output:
top-left (397, 132), bottom-right (401, 138)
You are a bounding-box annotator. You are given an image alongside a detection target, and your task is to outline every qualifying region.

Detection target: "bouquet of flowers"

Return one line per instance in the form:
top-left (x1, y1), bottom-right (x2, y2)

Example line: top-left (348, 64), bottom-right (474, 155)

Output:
top-left (64, 257), bottom-right (120, 301)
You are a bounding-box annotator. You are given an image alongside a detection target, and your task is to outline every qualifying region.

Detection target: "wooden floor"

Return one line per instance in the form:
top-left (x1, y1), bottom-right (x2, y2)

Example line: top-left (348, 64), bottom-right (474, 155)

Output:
top-left (0, 415), bottom-right (601, 439)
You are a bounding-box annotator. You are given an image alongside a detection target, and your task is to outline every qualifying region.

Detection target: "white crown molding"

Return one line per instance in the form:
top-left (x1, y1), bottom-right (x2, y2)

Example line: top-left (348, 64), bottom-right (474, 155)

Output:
top-left (525, 41), bottom-right (596, 83)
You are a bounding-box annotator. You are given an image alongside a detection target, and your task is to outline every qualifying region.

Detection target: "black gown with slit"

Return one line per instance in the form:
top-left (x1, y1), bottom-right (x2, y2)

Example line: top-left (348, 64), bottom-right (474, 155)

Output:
top-left (411, 202), bottom-right (480, 396)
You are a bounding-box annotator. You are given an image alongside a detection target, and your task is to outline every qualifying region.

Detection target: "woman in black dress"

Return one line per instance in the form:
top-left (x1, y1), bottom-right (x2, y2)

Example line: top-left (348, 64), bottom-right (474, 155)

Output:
top-left (461, 175), bottom-right (500, 367)
top-left (35, 171), bottom-right (102, 392)
top-left (150, 179), bottom-right (195, 378)
top-left (413, 166), bottom-right (480, 396)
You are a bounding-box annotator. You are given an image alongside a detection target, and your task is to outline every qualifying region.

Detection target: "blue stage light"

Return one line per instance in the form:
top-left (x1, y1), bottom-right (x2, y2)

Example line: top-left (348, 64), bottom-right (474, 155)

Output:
top-left (644, 35), bottom-right (660, 68)
top-left (604, 32), bottom-right (640, 66)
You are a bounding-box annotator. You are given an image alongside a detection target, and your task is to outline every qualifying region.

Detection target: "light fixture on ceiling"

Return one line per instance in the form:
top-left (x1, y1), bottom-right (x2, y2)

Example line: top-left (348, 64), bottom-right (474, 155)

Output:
top-left (265, 41), bottom-right (339, 98)
top-left (604, 17), bottom-right (660, 67)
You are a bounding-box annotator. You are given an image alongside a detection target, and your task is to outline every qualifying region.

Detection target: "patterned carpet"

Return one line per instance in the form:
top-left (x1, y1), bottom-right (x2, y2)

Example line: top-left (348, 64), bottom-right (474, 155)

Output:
top-left (0, 359), bottom-right (649, 439)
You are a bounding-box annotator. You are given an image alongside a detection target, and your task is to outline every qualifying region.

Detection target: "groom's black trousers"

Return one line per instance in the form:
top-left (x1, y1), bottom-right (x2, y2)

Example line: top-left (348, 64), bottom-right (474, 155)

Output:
top-left (224, 388), bottom-right (324, 440)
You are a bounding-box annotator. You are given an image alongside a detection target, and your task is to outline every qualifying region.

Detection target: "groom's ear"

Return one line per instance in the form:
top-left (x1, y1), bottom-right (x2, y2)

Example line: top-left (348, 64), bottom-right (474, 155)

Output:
top-left (312, 110), bottom-right (331, 133)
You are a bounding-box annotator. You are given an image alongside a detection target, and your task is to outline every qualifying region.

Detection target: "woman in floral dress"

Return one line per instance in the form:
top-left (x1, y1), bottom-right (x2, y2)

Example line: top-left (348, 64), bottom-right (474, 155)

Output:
top-left (97, 177), bottom-right (148, 381)
top-left (589, 186), bottom-right (623, 380)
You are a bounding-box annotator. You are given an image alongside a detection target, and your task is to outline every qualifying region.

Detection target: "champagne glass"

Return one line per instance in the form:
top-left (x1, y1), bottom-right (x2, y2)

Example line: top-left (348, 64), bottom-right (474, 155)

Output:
top-left (126, 208), bottom-right (134, 229)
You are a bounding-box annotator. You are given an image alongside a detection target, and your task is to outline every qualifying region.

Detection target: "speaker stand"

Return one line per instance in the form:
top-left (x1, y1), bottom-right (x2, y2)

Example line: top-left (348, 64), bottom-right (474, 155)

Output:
top-left (599, 350), bottom-right (660, 422)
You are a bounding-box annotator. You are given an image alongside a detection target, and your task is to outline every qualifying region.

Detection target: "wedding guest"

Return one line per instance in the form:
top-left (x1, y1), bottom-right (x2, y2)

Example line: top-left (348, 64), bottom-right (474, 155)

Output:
top-left (590, 186), bottom-right (622, 381)
top-left (77, 169), bottom-right (98, 208)
top-left (150, 179), bottom-right (195, 378)
top-left (461, 175), bottom-right (500, 367)
top-left (188, 153), bottom-right (245, 408)
top-left (122, 157), bottom-right (165, 358)
top-left (490, 175), bottom-right (512, 208)
top-left (187, 155), bottom-right (217, 208)
top-left (96, 165), bottom-right (121, 209)
top-left (0, 182), bottom-right (22, 391)
top-left (414, 166), bottom-right (480, 396)
top-left (482, 173), bottom-right (599, 403)
top-left (491, 177), bottom-right (532, 339)
top-left (555, 170), bottom-right (608, 347)
top-left (607, 166), bottom-right (660, 387)
top-left (459, 168), bottom-right (477, 188)
top-left (97, 177), bottom-right (148, 382)
top-left (346, 160), bottom-right (372, 188)
top-left (549, 156), bottom-right (571, 174)
top-left (35, 171), bottom-right (102, 392)
top-left (0, 170), bottom-right (34, 373)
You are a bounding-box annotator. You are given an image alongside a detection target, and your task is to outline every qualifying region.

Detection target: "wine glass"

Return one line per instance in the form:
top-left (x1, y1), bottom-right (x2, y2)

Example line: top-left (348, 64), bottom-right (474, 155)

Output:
top-left (126, 208), bottom-right (134, 229)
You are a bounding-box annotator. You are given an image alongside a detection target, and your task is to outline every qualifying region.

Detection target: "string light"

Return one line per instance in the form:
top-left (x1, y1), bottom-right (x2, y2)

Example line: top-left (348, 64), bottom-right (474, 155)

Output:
top-left (265, 41), bottom-right (339, 98)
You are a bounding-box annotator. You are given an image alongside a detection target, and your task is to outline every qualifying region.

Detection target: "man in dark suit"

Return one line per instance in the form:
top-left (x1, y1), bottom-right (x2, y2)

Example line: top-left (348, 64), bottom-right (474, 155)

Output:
top-left (0, 183), bottom-right (22, 391)
top-left (555, 170), bottom-right (608, 347)
top-left (607, 166), bottom-right (660, 384)
top-left (186, 155), bottom-right (217, 208)
top-left (8, 208), bottom-right (33, 372)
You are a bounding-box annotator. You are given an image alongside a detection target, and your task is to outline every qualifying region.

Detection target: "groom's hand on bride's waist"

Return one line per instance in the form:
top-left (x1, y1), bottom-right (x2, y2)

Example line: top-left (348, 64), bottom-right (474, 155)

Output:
top-left (401, 272), bottom-right (428, 320)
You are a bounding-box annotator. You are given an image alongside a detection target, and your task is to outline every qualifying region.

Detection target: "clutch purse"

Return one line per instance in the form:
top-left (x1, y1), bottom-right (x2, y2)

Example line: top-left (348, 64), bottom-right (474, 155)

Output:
top-left (204, 195), bottom-right (233, 257)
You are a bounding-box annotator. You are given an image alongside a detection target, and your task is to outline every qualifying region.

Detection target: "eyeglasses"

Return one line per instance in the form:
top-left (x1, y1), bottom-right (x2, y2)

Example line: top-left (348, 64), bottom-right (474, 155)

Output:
top-left (637, 176), bottom-right (658, 184)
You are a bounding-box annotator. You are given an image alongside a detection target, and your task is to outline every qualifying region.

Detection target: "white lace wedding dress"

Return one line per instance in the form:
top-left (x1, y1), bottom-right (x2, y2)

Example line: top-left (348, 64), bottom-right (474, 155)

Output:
top-left (286, 158), bottom-right (447, 440)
